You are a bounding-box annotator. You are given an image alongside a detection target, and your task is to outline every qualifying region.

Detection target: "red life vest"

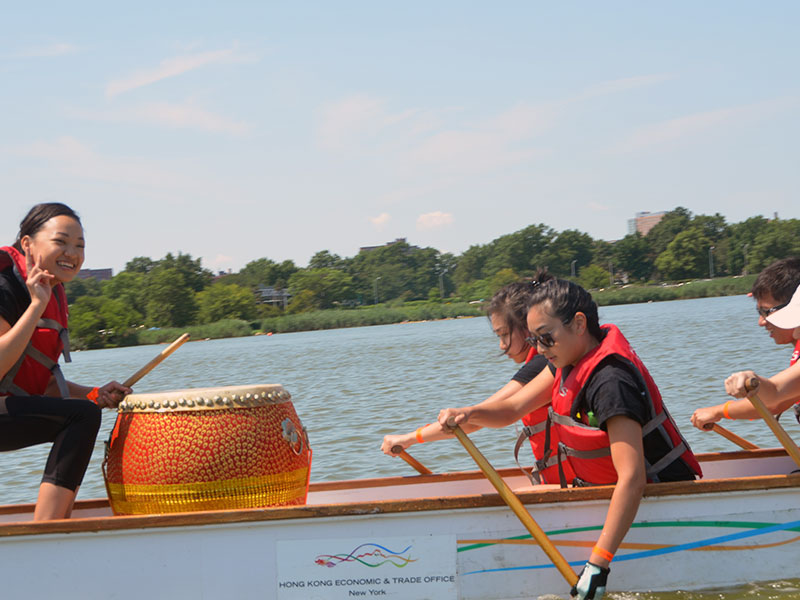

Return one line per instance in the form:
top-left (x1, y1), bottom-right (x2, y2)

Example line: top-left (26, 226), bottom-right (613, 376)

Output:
top-left (547, 323), bottom-right (702, 486)
top-left (0, 246), bottom-right (71, 397)
top-left (513, 347), bottom-right (576, 484)
top-left (791, 340), bottom-right (800, 367)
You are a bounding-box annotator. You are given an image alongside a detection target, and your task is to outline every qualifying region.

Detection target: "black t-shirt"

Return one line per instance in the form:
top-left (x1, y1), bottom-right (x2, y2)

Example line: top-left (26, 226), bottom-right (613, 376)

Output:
top-left (573, 356), bottom-right (695, 482)
top-left (511, 353), bottom-right (555, 385)
top-left (0, 260), bottom-right (28, 326)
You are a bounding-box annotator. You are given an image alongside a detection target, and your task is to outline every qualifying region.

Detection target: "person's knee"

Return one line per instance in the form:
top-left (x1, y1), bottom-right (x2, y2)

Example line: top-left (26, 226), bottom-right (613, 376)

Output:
top-left (75, 401), bottom-right (102, 436)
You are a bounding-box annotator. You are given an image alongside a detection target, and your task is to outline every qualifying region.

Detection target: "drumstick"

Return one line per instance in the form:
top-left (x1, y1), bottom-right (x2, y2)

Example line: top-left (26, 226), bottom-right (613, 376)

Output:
top-left (122, 333), bottom-right (190, 388)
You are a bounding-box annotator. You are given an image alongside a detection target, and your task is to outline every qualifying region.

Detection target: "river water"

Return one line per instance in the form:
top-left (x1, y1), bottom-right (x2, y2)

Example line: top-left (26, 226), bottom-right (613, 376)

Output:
top-left (3, 295), bottom-right (800, 598)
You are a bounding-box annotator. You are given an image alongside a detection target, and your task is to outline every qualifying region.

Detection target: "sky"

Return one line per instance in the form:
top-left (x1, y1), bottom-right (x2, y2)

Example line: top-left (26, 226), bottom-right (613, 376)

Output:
top-left (2, 2), bottom-right (798, 273)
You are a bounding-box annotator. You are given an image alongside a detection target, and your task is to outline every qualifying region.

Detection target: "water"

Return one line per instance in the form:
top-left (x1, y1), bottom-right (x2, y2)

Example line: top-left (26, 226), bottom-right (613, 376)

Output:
top-left (3, 295), bottom-right (799, 597)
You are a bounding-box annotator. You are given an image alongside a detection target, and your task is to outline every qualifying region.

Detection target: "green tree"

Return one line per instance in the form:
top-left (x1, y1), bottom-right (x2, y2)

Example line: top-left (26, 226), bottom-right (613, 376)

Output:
top-left (747, 219), bottom-right (800, 271)
top-left (286, 289), bottom-right (317, 314)
top-left (101, 271), bottom-right (146, 315)
top-left (288, 268), bottom-right (354, 309)
top-left (613, 233), bottom-right (652, 281)
top-left (158, 252), bottom-right (213, 292)
top-left (654, 228), bottom-right (713, 280)
top-left (69, 296), bottom-right (141, 348)
top-left (645, 207), bottom-right (692, 258)
top-left (488, 268), bottom-right (519, 295)
top-left (538, 229), bottom-right (594, 277)
top-left (727, 216), bottom-right (769, 275)
top-left (125, 256), bottom-right (155, 274)
top-left (196, 282), bottom-right (259, 323)
top-left (143, 267), bottom-right (197, 327)
top-left (578, 264), bottom-right (611, 290)
top-left (64, 277), bottom-right (102, 303)
top-left (308, 250), bottom-right (346, 270)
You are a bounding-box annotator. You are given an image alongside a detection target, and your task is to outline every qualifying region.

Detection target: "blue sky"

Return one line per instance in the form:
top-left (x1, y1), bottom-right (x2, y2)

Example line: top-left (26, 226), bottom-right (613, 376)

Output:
top-left (2, 2), bottom-right (798, 273)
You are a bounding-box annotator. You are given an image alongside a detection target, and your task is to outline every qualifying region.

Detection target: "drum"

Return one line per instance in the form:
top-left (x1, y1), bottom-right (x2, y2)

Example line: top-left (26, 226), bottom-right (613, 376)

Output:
top-left (103, 384), bottom-right (311, 515)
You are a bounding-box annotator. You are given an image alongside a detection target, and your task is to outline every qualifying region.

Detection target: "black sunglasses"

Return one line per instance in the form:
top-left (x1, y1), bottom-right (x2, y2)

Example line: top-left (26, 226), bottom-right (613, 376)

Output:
top-left (524, 318), bottom-right (573, 349)
top-left (757, 302), bottom-right (789, 318)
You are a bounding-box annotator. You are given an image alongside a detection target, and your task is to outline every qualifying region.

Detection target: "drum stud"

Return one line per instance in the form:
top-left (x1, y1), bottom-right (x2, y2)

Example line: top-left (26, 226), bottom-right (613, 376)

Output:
top-left (187, 399), bottom-right (195, 407)
top-left (218, 397), bottom-right (226, 406)
top-left (148, 401), bottom-right (155, 409)
top-left (179, 398), bottom-right (187, 407)
top-left (169, 400), bottom-right (178, 409)
top-left (214, 396), bottom-right (223, 406)
top-left (154, 402), bottom-right (162, 409)
top-left (223, 397), bottom-right (232, 405)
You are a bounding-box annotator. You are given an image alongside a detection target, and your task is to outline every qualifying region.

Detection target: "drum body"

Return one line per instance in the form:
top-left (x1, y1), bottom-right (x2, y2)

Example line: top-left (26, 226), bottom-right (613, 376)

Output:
top-left (103, 384), bottom-right (311, 515)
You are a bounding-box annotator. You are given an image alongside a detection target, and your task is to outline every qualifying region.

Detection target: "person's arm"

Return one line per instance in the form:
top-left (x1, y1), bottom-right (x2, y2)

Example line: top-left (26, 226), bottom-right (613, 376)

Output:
top-left (571, 416), bottom-right (645, 600)
top-left (691, 364), bottom-right (800, 430)
top-left (0, 254), bottom-right (54, 379)
top-left (382, 366), bottom-right (555, 456)
top-left (437, 366), bottom-right (555, 430)
top-left (43, 378), bottom-right (131, 408)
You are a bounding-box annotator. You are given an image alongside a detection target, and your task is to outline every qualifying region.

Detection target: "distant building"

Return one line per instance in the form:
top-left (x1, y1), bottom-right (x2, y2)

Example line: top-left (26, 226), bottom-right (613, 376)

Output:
top-left (256, 286), bottom-right (291, 308)
top-left (359, 238), bottom-right (412, 253)
top-left (627, 211), bottom-right (666, 236)
top-left (77, 268), bottom-right (113, 281)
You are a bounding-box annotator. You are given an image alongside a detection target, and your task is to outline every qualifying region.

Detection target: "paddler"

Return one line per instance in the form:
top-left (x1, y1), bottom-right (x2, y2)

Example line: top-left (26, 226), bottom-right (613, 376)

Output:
top-left (694, 281), bottom-right (800, 429)
top-left (0, 203), bottom-right (131, 520)
top-left (691, 257), bottom-right (800, 430)
top-left (439, 269), bottom-right (701, 600)
top-left (381, 280), bottom-right (562, 484)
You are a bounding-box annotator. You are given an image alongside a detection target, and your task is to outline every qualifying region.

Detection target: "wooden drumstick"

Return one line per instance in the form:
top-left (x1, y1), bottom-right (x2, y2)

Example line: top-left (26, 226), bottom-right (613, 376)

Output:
top-left (122, 333), bottom-right (190, 388)
top-left (390, 445), bottom-right (433, 475)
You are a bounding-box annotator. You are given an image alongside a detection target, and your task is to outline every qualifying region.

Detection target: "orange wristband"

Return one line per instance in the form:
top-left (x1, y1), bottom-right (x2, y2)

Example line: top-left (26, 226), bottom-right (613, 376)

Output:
top-left (593, 545), bottom-right (614, 563)
top-left (87, 387), bottom-right (100, 404)
top-left (723, 401), bottom-right (732, 420)
top-left (415, 425), bottom-right (428, 444)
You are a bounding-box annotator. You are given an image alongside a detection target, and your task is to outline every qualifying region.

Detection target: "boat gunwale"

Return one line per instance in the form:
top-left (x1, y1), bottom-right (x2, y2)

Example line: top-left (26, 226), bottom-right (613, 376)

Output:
top-left (0, 448), bottom-right (797, 538)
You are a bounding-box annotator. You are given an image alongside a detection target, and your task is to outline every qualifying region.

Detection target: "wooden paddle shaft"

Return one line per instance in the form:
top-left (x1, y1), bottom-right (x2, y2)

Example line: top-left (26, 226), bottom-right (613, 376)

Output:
top-left (709, 424), bottom-right (759, 450)
top-left (390, 446), bottom-right (433, 475)
top-left (446, 421), bottom-right (578, 586)
top-left (122, 333), bottom-right (190, 388)
top-left (745, 377), bottom-right (800, 469)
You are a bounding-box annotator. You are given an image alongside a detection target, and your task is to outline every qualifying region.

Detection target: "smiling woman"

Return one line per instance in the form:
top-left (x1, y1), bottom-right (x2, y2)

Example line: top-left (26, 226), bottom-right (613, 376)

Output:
top-left (0, 203), bottom-right (131, 520)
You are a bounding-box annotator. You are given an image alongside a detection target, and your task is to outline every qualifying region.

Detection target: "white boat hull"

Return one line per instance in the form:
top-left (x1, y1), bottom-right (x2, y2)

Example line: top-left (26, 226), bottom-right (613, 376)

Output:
top-left (1, 449), bottom-right (798, 599)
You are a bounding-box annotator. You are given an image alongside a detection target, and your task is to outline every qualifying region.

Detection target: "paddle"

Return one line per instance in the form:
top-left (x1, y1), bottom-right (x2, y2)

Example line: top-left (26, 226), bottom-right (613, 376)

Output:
top-left (744, 377), bottom-right (800, 469)
top-left (703, 423), bottom-right (760, 450)
top-left (120, 333), bottom-right (190, 389)
top-left (445, 418), bottom-right (578, 587)
top-left (390, 445), bottom-right (433, 475)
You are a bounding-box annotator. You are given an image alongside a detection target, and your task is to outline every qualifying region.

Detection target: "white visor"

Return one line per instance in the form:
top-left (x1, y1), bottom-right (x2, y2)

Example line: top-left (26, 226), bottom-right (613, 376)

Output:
top-left (766, 284), bottom-right (800, 329)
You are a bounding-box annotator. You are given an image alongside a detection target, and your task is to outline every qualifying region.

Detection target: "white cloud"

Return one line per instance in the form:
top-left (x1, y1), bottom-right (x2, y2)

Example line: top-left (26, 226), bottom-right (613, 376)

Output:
top-left (5, 43), bottom-right (78, 58)
top-left (209, 254), bottom-right (234, 269)
top-left (370, 212), bottom-right (391, 229)
top-left (69, 102), bottom-right (249, 135)
top-left (613, 97), bottom-right (797, 153)
top-left (416, 211), bottom-right (454, 230)
top-left (7, 136), bottom-right (191, 190)
top-left (106, 46), bottom-right (254, 98)
top-left (578, 73), bottom-right (673, 99)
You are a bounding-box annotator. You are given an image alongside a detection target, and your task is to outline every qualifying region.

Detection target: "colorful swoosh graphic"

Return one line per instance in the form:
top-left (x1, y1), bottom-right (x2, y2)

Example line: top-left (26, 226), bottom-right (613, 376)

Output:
top-left (315, 543), bottom-right (417, 569)
top-left (458, 519), bottom-right (800, 575)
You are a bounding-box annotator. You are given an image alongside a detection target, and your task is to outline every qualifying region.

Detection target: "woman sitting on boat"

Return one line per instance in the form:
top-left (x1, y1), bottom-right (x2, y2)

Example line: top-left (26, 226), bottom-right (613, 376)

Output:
top-left (692, 282), bottom-right (800, 428)
top-left (0, 203), bottom-right (130, 520)
top-left (440, 270), bottom-right (702, 600)
top-left (381, 281), bottom-right (563, 484)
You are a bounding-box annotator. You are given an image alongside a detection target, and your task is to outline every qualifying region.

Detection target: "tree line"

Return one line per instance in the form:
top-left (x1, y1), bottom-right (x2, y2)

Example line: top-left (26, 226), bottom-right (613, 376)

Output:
top-left (65, 207), bottom-right (800, 348)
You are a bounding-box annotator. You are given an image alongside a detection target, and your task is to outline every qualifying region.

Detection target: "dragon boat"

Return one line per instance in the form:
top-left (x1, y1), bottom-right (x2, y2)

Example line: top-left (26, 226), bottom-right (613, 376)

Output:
top-left (0, 447), bottom-right (798, 599)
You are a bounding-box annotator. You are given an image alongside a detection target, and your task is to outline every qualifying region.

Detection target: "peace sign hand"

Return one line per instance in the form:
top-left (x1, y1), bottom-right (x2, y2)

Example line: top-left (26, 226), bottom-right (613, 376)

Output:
top-left (25, 251), bottom-right (55, 308)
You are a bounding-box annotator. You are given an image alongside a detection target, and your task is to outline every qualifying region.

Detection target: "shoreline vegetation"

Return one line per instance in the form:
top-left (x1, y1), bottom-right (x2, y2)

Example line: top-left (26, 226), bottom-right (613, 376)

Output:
top-left (68, 205), bottom-right (795, 350)
top-left (134, 275), bottom-right (755, 346)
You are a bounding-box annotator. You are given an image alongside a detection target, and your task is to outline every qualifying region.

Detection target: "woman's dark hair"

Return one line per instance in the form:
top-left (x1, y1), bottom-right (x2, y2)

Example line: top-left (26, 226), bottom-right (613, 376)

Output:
top-left (13, 203), bottom-right (81, 252)
top-left (486, 282), bottom-right (537, 355)
top-left (526, 267), bottom-right (605, 341)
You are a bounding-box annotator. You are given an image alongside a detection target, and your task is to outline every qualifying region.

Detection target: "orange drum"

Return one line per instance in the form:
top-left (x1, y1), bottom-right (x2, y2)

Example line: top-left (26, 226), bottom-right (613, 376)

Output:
top-left (103, 384), bottom-right (311, 515)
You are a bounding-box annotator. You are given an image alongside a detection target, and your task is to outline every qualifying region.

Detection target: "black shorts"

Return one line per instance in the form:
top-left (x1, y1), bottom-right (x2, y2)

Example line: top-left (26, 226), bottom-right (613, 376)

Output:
top-left (0, 395), bottom-right (102, 491)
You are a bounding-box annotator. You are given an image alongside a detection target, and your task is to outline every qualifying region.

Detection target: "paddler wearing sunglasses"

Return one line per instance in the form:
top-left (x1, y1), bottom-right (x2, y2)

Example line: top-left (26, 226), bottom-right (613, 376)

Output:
top-left (439, 269), bottom-right (701, 600)
top-left (691, 258), bottom-right (800, 431)
top-left (381, 281), bottom-right (562, 483)
top-left (693, 280), bottom-right (800, 430)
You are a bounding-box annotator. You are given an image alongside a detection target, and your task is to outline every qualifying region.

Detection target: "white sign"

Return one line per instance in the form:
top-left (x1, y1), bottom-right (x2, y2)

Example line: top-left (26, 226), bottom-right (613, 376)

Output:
top-left (276, 534), bottom-right (457, 599)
